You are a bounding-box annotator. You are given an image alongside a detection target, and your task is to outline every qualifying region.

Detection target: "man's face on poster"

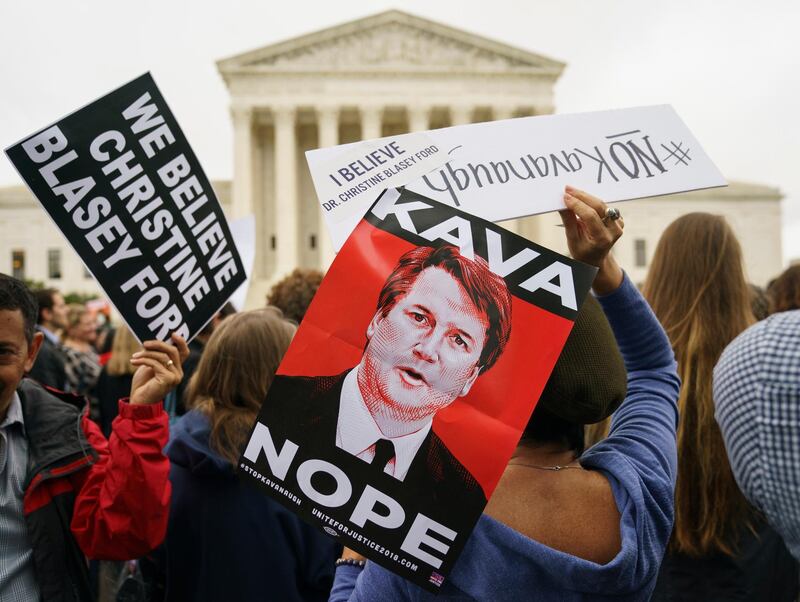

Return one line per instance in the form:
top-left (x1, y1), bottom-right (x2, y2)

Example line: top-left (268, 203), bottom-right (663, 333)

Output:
top-left (361, 266), bottom-right (488, 424)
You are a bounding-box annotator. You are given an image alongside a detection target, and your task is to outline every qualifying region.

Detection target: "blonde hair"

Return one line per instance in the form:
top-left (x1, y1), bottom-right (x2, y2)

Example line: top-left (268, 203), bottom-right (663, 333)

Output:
top-left (187, 308), bottom-right (296, 465)
top-left (106, 326), bottom-right (141, 376)
top-left (642, 213), bottom-right (755, 557)
top-left (66, 304), bottom-right (89, 329)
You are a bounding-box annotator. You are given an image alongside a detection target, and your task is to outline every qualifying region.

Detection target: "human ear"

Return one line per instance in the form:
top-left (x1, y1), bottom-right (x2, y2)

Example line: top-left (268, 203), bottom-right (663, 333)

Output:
top-left (24, 332), bottom-right (44, 372)
top-left (365, 311), bottom-right (383, 341)
top-left (458, 365), bottom-right (482, 397)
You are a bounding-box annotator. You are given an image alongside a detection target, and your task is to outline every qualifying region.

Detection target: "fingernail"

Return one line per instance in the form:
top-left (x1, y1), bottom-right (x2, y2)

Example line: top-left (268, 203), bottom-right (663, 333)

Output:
top-left (132, 351), bottom-right (142, 358)
top-left (565, 185), bottom-right (575, 192)
top-left (563, 193), bottom-right (573, 202)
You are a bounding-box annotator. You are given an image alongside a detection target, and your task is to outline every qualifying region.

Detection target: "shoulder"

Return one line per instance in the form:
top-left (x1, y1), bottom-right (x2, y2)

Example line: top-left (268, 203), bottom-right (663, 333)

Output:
top-left (261, 372), bottom-right (349, 436)
top-left (420, 432), bottom-right (486, 503)
top-left (18, 379), bottom-right (96, 467)
top-left (267, 372), bottom-right (349, 414)
top-left (170, 409), bottom-right (210, 444)
top-left (18, 378), bottom-right (84, 418)
top-left (486, 466), bottom-right (621, 564)
top-left (38, 336), bottom-right (67, 359)
top-left (272, 372), bottom-right (347, 397)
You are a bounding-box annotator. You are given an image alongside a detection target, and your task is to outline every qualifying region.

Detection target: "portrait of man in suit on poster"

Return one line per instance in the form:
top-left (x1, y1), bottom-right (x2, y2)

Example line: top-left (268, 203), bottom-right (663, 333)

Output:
top-left (267, 244), bottom-right (512, 507)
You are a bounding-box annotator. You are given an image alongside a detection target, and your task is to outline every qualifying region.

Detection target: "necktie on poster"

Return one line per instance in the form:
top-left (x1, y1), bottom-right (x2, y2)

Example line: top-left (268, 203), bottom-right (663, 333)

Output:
top-left (238, 187), bottom-right (597, 592)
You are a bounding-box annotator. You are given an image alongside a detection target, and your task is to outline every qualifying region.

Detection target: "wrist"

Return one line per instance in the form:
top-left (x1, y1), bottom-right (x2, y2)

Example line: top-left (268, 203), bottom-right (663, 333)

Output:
top-left (339, 547), bottom-right (367, 562)
top-left (592, 255), bottom-right (624, 296)
top-left (118, 399), bottom-right (164, 419)
top-left (129, 396), bottom-right (158, 406)
top-left (335, 558), bottom-right (366, 569)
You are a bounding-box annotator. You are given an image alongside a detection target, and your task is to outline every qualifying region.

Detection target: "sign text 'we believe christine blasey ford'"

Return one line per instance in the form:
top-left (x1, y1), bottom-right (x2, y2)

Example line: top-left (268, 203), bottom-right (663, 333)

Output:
top-left (5, 73), bottom-right (245, 343)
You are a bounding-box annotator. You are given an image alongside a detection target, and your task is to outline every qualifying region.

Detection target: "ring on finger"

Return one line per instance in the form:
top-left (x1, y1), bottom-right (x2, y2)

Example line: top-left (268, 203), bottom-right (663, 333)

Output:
top-left (165, 359), bottom-right (174, 368)
top-left (602, 207), bottom-right (621, 224)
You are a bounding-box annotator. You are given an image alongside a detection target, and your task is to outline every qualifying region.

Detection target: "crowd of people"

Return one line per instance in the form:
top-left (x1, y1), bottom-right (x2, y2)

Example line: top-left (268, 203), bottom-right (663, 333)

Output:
top-left (1, 187), bottom-right (798, 601)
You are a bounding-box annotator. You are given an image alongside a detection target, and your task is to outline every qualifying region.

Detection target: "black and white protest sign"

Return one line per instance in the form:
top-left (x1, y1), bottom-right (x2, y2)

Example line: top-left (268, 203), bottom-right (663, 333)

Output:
top-left (5, 73), bottom-right (245, 343)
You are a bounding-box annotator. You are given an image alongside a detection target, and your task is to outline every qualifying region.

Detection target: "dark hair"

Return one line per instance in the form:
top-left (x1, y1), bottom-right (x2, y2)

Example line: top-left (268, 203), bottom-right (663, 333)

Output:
top-left (219, 302), bottom-right (237, 319)
top-left (748, 284), bottom-right (770, 321)
top-left (34, 288), bottom-right (58, 325)
top-left (523, 402), bottom-right (586, 455)
top-left (0, 274), bottom-right (38, 344)
top-left (267, 269), bottom-right (325, 324)
top-left (376, 245), bottom-right (512, 372)
top-left (768, 265), bottom-right (800, 314)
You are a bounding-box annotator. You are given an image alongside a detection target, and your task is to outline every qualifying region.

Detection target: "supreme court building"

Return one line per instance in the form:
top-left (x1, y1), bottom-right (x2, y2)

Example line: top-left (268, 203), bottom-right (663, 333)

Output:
top-left (0, 10), bottom-right (785, 303)
top-left (216, 9), bottom-right (783, 303)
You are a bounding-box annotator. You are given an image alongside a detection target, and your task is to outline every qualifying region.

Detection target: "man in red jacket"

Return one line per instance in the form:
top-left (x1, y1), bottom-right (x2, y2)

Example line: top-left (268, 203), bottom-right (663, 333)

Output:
top-left (0, 273), bottom-right (188, 602)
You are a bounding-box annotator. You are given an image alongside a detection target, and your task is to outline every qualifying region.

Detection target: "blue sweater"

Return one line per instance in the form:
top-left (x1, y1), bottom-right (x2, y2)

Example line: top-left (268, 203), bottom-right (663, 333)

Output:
top-left (164, 410), bottom-right (339, 602)
top-left (330, 274), bottom-right (680, 601)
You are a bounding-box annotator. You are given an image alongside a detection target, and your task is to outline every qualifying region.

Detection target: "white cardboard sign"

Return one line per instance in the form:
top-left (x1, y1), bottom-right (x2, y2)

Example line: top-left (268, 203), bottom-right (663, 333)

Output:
top-left (228, 214), bottom-right (256, 312)
top-left (306, 105), bottom-right (726, 251)
top-left (306, 131), bottom-right (447, 250)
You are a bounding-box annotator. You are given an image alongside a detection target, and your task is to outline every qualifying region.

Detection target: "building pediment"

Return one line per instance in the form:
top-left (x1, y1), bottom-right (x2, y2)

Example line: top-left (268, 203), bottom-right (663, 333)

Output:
top-left (217, 10), bottom-right (564, 76)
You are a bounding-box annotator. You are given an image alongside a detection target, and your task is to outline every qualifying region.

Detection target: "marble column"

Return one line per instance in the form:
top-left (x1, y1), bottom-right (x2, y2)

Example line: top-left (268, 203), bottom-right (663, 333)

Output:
top-left (274, 106), bottom-right (298, 276)
top-left (450, 105), bottom-right (473, 126)
top-left (231, 105), bottom-right (253, 220)
top-left (493, 106), bottom-right (515, 121)
top-left (360, 106), bottom-right (383, 141)
top-left (408, 105), bottom-right (431, 133)
top-left (317, 106), bottom-right (339, 270)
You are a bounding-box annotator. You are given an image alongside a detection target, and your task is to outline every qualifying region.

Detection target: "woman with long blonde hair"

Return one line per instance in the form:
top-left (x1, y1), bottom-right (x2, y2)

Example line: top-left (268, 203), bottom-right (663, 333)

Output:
top-left (161, 308), bottom-right (339, 602)
top-left (645, 213), bottom-right (797, 600)
top-left (94, 325), bottom-right (140, 436)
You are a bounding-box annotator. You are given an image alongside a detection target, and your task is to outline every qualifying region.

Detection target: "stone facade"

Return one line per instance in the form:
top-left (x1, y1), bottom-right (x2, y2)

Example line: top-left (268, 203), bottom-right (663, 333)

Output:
top-left (0, 178), bottom-right (783, 296)
top-left (0, 181), bottom-right (230, 295)
top-left (0, 10), bottom-right (785, 300)
top-left (217, 9), bottom-right (564, 305)
top-left (516, 182), bottom-right (784, 287)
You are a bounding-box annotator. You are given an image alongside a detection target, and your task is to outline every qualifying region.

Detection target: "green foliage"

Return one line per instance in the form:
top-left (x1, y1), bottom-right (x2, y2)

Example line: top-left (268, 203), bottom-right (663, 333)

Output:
top-left (63, 292), bottom-right (99, 305)
top-left (23, 278), bottom-right (45, 291)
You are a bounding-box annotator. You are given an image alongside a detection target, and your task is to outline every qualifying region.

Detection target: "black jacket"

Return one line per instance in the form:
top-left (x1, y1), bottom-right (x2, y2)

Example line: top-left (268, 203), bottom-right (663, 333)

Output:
top-left (28, 333), bottom-right (68, 391)
top-left (18, 380), bottom-right (98, 602)
top-left (162, 410), bottom-right (338, 601)
top-left (262, 371), bottom-right (487, 524)
top-left (652, 518), bottom-right (799, 601)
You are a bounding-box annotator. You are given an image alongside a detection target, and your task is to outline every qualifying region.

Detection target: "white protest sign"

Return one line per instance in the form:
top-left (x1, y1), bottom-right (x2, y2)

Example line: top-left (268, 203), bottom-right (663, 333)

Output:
top-left (228, 214), bottom-right (256, 311)
top-left (306, 105), bottom-right (726, 251)
top-left (306, 131), bottom-right (447, 250)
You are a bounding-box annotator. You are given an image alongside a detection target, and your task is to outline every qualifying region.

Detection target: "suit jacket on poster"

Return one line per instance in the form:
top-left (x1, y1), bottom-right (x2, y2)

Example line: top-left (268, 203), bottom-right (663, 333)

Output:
top-left (263, 371), bottom-right (487, 519)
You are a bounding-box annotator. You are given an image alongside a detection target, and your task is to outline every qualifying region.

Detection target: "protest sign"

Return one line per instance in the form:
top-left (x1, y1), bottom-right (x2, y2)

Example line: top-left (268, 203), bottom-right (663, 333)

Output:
top-left (228, 214), bottom-right (256, 311)
top-left (307, 132), bottom-right (448, 250)
top-left (5, 73), bottom-right (245, 343)
top-left (306, 105), bottom-right (727, 251)
top-left (238, 187), bottom-right (597, 591)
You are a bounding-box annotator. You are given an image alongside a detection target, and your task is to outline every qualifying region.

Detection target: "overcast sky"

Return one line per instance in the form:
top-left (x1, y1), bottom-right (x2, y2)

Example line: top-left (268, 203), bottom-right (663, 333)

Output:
top-left (2, 0), bottom-right (798, 263)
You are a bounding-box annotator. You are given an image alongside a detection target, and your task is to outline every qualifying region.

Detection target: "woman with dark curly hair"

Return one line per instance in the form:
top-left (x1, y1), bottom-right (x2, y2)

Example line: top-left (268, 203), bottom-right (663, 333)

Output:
top-left (267, 268), bottom-right (325, 323)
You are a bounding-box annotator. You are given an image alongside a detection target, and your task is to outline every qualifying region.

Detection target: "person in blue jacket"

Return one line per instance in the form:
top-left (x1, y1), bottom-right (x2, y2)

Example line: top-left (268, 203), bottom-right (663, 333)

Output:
top-left (162, 307), bottom-right (339, 602)
top-left (330, 187), bottom-right (681, 601)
